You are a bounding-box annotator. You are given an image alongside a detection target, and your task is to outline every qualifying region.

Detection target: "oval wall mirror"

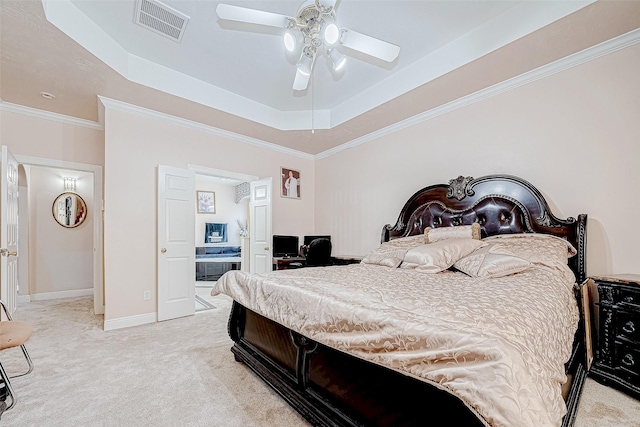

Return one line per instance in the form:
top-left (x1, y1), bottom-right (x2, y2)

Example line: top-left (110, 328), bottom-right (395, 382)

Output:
top-left (52, 192), bottom-right (87, 228)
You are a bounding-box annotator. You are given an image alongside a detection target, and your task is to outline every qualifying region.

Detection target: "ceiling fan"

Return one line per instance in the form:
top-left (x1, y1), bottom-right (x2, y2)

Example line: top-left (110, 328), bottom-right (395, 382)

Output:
top-left (216, 0), bottom-right (400, 91)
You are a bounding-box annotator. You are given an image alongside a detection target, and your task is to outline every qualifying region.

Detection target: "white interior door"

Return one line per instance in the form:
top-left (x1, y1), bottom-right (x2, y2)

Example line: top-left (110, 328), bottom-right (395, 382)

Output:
top-left (249, 178), bottom-right (272, 274)
top-left (157, 165), bottom-right (195, 321)
top-left (0, 145), bottom-right (19, 319)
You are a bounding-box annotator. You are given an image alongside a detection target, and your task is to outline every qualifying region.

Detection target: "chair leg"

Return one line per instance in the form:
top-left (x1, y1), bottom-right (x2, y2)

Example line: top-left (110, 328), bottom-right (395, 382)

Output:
top-left (0, 361), bottom-right (16, 411)
top-left (0, 344), bottom-right (33, 415)
top-left (9, 344), bottom-right (33, 379)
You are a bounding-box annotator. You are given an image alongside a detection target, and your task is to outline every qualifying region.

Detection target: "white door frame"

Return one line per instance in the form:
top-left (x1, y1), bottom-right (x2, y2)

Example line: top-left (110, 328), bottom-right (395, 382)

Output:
top-left (14, 155), bottom-right (104, 315)
top-left (187, 165), bottom-right (258, 184)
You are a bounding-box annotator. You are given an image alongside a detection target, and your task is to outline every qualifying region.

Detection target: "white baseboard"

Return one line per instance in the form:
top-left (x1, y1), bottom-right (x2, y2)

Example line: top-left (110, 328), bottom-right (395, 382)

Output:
top-left (103, 312), bottom-right (157, 331)
top-left (29, 288), bottom-right (93, 301)
top-left (17, 294), bottom-right (32, 303)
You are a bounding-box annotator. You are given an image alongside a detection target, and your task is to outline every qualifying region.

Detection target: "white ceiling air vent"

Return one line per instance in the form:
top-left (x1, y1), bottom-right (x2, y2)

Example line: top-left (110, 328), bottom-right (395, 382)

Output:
top-left (134, 0), bottom-right (190, 43)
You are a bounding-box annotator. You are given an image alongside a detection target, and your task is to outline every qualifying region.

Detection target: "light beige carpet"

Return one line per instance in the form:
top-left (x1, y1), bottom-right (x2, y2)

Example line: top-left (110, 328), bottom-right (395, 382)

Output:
top-left (575, 376), bottom-right (640, 426)
top-left (1, 296), bottom-right (639, 426)
top-left (1, 296), bottom-right (306, 426)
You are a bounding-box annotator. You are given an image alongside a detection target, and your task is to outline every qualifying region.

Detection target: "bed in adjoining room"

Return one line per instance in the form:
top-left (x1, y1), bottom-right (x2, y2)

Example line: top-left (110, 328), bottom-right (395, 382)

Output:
top-left (212, 174), bottom-right (588, 427)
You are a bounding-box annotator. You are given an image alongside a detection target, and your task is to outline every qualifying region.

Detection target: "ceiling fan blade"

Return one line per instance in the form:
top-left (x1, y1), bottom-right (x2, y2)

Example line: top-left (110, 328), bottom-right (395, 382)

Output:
top-left (216, 4), bottom-right (292, 28)
top-left (340, 29), bottom-right (400, 63)
top-left (293, 69), bottom-right (311, 91)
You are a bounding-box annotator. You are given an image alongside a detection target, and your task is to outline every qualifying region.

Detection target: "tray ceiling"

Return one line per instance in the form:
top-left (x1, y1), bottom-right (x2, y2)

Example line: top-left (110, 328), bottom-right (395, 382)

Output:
top-left (3, 1), bottom-right (639, 154)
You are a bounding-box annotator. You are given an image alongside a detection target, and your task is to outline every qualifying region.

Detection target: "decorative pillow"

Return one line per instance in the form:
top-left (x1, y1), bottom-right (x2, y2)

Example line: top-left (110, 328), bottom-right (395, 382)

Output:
top-left (481, 233), bottom-right (577, 282)
top-left (361, 235), bottom-right (425, 268)
top-left (402, 238), bottom-right (487, 273)
top-left (424, 223), bottom-right (481, 243)
top-left (453, 245), bottom-right (532, 278)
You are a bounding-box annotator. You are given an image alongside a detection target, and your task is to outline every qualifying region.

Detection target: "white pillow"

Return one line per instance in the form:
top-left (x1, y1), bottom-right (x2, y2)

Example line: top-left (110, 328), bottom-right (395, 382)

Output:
top-left (480, 233), bottom-right (577, 282)
top-left (402, 239), bottom-right (487, 273)
top-left (361, 235), bottom-right (425, 268)
top-left (454, 245), bottom-right (531, 278)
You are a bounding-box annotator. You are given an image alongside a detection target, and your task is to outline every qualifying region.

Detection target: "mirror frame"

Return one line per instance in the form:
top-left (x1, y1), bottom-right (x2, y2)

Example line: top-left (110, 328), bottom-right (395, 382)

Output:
top-left (52, 192), bottom-right (88, 228)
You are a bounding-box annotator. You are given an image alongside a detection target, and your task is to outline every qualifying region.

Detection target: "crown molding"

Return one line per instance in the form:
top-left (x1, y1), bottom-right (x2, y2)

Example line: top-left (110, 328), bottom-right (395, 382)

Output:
top-left (0, 100), bottom-right (103, 130)
top-left (41, 0), bottom-right (331, 132)
top-left (4, 26), bottom-right (638, 162)
top-left (42, 0), bottom-right (592, 132)
top-left (315, 27), bottom-right (640, 160)
top-left (328, 0), bottom-right (595, 129)
top-left (97, 96), bottom-right (314, 160)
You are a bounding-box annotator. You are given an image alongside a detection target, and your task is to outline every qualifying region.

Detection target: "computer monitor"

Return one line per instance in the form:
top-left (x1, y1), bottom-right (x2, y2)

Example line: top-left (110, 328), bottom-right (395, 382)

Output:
top-left (273, 235), bottom-right (299, 258)
top-left (303, 235), bottom-right (331, 246)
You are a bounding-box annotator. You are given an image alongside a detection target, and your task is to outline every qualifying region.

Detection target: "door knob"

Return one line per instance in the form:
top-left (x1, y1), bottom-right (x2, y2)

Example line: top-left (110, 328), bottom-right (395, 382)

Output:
top-left (161, 248), bottom-right (167, 253)
top-left (0, 249), bottom-right (17, 257)
top-left (264, 246), bottom-right (270, 251)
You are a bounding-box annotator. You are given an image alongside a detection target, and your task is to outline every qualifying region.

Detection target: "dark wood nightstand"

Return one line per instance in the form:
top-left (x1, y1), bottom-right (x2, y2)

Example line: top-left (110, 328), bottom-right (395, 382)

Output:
top-left (590, 274), bottom-right (640, 400)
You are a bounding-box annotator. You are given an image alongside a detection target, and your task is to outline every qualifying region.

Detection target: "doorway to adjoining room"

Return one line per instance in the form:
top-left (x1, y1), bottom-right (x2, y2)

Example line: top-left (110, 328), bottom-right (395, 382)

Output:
top-left (193, 171), bottom-right (251, 312)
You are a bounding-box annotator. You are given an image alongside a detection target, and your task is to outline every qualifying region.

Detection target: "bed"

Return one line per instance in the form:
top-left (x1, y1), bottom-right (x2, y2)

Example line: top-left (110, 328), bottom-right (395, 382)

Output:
top-left (212, 174), bottom-right (588, 427)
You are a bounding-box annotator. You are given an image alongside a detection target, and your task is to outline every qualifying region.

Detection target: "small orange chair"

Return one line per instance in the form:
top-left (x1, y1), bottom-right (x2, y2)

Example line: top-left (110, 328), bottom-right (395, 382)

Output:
top-left (0, 300), bottom-right (33, 415)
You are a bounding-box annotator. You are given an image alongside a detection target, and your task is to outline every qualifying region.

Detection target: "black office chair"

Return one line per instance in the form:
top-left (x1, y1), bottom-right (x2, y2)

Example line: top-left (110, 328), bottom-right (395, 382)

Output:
top-left (304, 238), bottom-right (333, 267)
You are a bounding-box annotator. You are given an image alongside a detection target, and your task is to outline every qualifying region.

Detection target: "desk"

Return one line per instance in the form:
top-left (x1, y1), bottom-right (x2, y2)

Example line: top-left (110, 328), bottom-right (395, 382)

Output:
top-left (330, 255), bottom-right (363, 265)
top-left (273, 255), bottom-right (362, 270)
top-left (273, 257), bottom-right (306, 270)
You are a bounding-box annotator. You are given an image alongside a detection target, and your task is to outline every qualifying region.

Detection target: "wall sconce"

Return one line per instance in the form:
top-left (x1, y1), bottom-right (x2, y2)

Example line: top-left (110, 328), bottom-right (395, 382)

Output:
top-left (64, 177), bottom-right (77, 192)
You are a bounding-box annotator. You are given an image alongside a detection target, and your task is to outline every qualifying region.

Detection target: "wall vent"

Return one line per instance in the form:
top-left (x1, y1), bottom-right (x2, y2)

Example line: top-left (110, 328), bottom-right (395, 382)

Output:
top-left (134, 0), bottom-right (189, 43)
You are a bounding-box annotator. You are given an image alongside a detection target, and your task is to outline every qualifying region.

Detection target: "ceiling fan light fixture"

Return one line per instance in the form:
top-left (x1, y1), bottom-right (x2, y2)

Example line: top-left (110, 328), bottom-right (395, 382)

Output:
top-left (322, 22), bottom-right (340, 45)
top-left (216, 1), bottom-right (401, 91)
top-left (328, 48), bottom-right (346, 71)
top-left (283, 29), bottom-right (299, 52)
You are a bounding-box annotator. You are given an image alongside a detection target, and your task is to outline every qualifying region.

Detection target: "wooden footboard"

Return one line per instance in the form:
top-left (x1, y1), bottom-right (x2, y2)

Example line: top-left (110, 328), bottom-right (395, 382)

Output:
top-left (227, 300), bottom-right (586, 427)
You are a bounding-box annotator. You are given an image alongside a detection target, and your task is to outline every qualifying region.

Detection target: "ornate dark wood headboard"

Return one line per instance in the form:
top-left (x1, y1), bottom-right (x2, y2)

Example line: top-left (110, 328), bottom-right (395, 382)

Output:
top-left (382, 174), bottom-right (587, 283)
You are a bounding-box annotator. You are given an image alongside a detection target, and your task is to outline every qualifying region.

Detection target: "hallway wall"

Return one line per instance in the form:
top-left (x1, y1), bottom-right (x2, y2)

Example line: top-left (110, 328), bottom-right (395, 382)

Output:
top-left (26, 165), bottom-right (94, 297)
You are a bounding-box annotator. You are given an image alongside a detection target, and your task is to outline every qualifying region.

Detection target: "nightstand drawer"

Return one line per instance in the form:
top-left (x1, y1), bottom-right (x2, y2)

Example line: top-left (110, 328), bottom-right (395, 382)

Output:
top-left (601, 284), bottom-right (640, 308)
top-left (616, 310), bottom-right (640, 343)
top-left (618, 289), bottom-right (640, 308)
top-left (615, 343), bottom-right (640, 379)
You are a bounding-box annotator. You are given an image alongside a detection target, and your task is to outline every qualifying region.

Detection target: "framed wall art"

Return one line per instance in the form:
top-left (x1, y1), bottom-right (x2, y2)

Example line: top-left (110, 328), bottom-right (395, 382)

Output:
top-left (197, 191), bottom-right (216, 213)
top-left (281, 167), bottom-right (301, 199)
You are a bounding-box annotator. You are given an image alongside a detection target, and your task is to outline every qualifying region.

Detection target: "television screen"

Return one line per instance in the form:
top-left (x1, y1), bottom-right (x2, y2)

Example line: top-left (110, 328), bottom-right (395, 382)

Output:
top-left (303, 235), bottom-right (331, 246)
top-left (273, 235), bottom-right (299, 258)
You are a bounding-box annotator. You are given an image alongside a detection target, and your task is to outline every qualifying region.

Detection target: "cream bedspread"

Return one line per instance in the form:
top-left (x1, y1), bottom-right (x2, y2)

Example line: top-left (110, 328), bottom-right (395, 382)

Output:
top-left (213, 263), bottom-right (579, 427)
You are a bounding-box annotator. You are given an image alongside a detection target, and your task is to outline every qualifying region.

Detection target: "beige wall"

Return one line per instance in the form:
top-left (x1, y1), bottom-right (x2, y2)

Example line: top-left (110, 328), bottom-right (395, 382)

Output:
top-left (0, 110), bottom-right (104, 166)
top-left (316, 43), bottom-right (640, 276)
top-left (27, 165), bottom-right (94, 295)
top-left (3, 38), bottom-right (639, 323)
top-left (1, 110), bottom-right (103, 298)
top-left (103, 107), bottom-right (315, 321)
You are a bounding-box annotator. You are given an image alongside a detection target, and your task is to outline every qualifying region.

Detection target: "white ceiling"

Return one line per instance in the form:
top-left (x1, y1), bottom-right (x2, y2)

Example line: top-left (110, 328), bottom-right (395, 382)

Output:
top-left (68, 0), bottom-right (519, 111)
top-left (3, 0), bottom-right (639, 155)
top-left (42, 0), bottom-right (592, 131)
